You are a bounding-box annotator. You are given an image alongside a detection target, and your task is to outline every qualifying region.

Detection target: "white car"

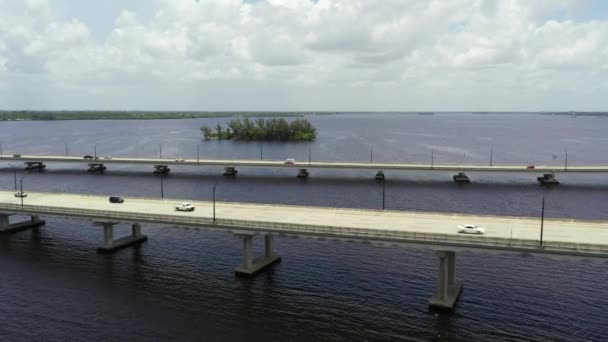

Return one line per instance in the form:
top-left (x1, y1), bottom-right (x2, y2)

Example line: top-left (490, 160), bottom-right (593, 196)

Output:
top-left (457, 224), bottom-right (485, 234)
top-left (284, 158), bottom-right (295, 164)
top-left (175, 203), bottom-right (195, 212)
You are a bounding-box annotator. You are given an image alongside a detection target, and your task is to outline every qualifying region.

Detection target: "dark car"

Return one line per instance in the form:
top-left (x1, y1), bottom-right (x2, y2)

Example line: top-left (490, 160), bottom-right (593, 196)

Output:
top-left (109, 196), bottom-right (124, 203)
top-left (84, 155), bottom-right (94, 159)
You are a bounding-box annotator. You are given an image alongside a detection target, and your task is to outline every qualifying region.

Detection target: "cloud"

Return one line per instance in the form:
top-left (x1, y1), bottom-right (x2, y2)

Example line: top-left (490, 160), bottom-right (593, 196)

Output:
top-left (0, 0), bottom-right (607, 110)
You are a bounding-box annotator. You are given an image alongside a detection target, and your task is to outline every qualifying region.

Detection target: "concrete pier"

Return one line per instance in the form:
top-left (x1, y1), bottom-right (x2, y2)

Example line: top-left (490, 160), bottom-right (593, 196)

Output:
top-left (153, 165), bottom-right (171, 174)
top-left (24, 161), bottom-right (46, 171)
top-left (453, 172), bottom-right (470, 184)
top-left (297, 168), bottom-right (309, 178)
top-left (0, 213), bottom-right (45, 233)
top-left (234, 232), bottom-right (281, 275)
top-left (375, 170), bottom-right (385, 180)
top-left (429, 251), bottom-right (463, 310)
top-left (223, 166), bottom-right (238, 176)
top-left (88, 163), bottom-right (107, 172)
top-left (537, 173), bottom-right (559, 185)
top-left (96, 221), bottom-right (148, 252)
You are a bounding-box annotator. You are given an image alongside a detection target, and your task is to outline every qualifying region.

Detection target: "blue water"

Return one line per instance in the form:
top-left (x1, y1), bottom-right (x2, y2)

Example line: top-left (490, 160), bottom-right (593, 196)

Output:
top-left (0, 113), bottom-right (607, 341)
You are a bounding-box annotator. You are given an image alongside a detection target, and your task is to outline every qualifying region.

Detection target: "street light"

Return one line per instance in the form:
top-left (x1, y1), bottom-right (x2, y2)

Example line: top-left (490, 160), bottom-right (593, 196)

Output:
top-left (490, 144), bottom-right (494, 166)
top-left (94, 144), bottom-right (97, 159)
top-left (63, 141), bottom-right (69, 156)
top-left (19, 173), bottom-right (27, 207)
top-left (8, 163), bottom-right (17, 191)
top-left (370, 146), bottom-right (373, 164)
top-left (197, 145), bottom-right (200, 164)
top-left (382, 179), bottom-right (386, 210)
top-left (540, 195), bottom-right (545, 246)
top-left (160, 173), bottom-right (165, 199)
top-left (260, 144), bottom-right (263, 160)
top-left (212, 182), bottom-right (218, 223)
top-left (159, 144), bottom-right (162, 159)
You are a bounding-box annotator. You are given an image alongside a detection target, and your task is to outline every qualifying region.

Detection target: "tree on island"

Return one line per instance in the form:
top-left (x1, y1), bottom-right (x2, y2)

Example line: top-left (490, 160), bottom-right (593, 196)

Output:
top-left (200, 117), bottom-right (316, 141)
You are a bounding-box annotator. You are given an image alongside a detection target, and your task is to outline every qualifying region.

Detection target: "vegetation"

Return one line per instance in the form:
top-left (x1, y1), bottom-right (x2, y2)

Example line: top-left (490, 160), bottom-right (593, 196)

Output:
top-left (0, 111), bottom-right (313, 121)
top-left (201, 118), bottom-right (317, 141)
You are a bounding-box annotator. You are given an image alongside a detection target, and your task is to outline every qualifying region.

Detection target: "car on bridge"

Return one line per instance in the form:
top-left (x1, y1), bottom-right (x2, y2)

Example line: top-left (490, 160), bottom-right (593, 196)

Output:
top-left (457, 224), bottom-right (485, 234)
top-left (83, 155), bottom-right (93, 159)
top-left (175, 203), bottom-right (195, 212)
top-left (284, 158), bottom-right (295, 164)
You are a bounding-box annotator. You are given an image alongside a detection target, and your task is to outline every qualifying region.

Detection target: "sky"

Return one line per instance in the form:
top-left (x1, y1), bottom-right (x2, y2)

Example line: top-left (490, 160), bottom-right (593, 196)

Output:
top-left (0, 0), bottom-right (607, 111)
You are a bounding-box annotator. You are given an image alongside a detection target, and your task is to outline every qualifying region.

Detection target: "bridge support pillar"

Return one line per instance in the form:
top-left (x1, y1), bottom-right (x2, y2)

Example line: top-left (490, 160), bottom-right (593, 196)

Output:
top-left (234, 232), bottom-right (281, 276)
top-left (25, 162), bottom-right (46, 171)
top-left (88, 163), bottom-right (106, 172)
top-left (429, 251), bottom-right (463, 310)
top-left (453, 172), bottom-right (470, 184)
top-left (0, 213), bottom-right (45, 233)
top-left (223, 166), bottom-right (238, 176)
top-left (96, 221), bottom-right (147, 252)
top-left (297, 168), bottom-right (309, 178)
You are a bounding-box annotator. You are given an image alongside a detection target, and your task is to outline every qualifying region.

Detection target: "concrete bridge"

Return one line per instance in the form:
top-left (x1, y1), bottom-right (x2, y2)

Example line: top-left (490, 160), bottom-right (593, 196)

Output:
top-left (1, 190), bottom-right (607, 310)
top-left (1, 154), bottom-right (606, 183)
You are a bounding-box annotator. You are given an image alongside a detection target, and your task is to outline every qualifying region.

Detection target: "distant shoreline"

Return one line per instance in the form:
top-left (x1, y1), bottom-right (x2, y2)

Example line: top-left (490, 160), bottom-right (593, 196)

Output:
top-left (0, 111), bottom-right (318, 121)
top-left (1, 111), bottom-right (607, 121)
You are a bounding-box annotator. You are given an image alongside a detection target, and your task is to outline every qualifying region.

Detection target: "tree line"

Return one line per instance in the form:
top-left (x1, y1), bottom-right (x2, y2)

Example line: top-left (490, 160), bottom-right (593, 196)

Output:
top-left (201, 117), bottom-right (317, 141)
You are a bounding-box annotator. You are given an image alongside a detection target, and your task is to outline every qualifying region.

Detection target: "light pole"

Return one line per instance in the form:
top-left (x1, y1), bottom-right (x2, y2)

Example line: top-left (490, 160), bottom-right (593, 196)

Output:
top-left (63, 141), bottom-right (69, 156)
top-left (564, 149), bottom-right (568, 171)
top-left (540, 195), bottom-right (545, 246)
top-left (382, 179), bottom-right (386, 210)
top-left (260, 144), bottom-right (263, 160)
top-left (19, 174), bottom-right (26, 208)
top-left (197, 145), bottom-right (200, 164)
top-left (94, 144), bottom-right (97, 159)
top-left (0, 143), bottom-right (3, 156)
top-left (308, 148), bottom-right (311, 166)
top-left (212, 182), bottom-right (218, 223)
top-left (370, 146), bottom-right (373, 164)
top-left (159, 144), bottom-right (162, 159)
top-left (490, 145), bottom-right (494, 166)
top-left (431, 150), bottom-right (434, 168)
top-left (8, 163), bottom-right (17, 191)
top-left (160, 174), bottom-right (164, 199)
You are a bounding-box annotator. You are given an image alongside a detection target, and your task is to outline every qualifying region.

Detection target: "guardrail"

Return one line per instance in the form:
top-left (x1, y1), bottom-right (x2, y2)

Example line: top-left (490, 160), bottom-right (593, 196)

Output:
top-left (1, 203), bottom-right (607, 257)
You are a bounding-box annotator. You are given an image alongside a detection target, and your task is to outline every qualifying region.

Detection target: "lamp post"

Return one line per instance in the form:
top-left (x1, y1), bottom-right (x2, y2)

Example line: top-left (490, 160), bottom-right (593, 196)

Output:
top-left (308, 148), bottom-right (311, 166)
top-left (540, 195), bottom-right (545, 246)
top-left (370, 146), bottom-right (373, 164)
top-left (159, 144), bottom-right (162, 159)
top-left (212, 182), bottom-right (218, 223)
top-left (382, 179), bottom-right (386, 210)
top-left (160, 174), bottom-right (164, 199)
top-left (431, 150), bottom-right (434, 168)
top-left (8, 163), bottom-right (17, 191)
top-left (260, 145), bottom-right (263, 160)
top-left (197, 145), bottom-right (200, 164)
top-left (63, 141), bottom-right (69, 156)
top-left (490, 145), bottom-right (494, 166)
top-left (19, 174), bottom-right (26, 208)
top-left (94, 144), bottom-right (97, 159)
top-left (1, 143), bottom-right (3, 156)
top-left (564, 149), bottom-right (568, 171)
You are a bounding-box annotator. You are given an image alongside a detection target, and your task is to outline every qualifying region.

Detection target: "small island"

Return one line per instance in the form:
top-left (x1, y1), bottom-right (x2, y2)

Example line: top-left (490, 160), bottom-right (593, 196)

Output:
top-left (201, 118), bottom-right (317, 141)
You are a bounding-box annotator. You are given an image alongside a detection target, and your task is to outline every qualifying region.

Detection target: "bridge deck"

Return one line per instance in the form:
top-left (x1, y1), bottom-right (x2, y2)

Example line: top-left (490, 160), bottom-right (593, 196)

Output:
top-left (0, 191), bottom-right (607, 257)
top-left (1, 155), bottom-right (607, 172)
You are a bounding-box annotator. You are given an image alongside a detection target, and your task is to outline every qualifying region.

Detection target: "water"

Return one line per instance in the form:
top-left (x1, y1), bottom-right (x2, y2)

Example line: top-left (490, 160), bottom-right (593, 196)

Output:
top-left (0, 113), bottom-right (607, 341)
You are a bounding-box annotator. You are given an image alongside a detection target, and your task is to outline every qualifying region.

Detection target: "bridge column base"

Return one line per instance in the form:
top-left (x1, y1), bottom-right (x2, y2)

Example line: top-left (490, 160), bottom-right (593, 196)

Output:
top-left (25, 162), bottom-right (46, 171)
top-left (234, 233), bottom-right (281, 276)
top-left (453, 172), bottom-right (470, 184)
top-left (96, 222), bottom-right (147, 252)
top-left (223, 166), bottom-right (238, 176)
top-left (0, 213), bottom-right (45, 233)
top-left (429, 251), bottom-right (463, 310)
top-left (297, 169), bottom-right (309, 178)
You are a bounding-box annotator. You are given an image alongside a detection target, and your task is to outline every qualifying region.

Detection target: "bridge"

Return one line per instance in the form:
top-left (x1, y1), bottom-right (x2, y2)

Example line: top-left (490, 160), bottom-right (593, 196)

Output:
top-left (1, 154), bottom-right (605, 183)
top-left (1, 190), bottom-right (607, 310)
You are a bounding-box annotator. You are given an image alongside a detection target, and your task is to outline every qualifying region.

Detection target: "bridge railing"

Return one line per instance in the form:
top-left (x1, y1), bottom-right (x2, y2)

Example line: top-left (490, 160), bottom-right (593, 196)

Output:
top-left (1, 203), bottom-right (607, 256)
